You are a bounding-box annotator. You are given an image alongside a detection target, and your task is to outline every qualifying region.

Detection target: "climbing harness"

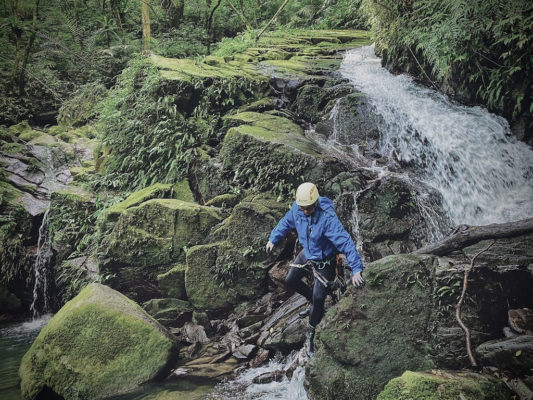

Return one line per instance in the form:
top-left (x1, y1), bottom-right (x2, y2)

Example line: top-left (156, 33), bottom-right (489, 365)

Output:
top-left (289, 257), bottom-right (350, 303)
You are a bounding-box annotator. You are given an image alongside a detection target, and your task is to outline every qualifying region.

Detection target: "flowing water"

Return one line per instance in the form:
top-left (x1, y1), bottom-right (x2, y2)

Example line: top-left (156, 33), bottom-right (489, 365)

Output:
top-left (30, 209), bottom-right (54, 318)
top-left (338, 45), bottom-right (533, 227)
top-left (0, 315), bottom-right (52, 400)
top-left (207, 351), bottom-right (307, 400)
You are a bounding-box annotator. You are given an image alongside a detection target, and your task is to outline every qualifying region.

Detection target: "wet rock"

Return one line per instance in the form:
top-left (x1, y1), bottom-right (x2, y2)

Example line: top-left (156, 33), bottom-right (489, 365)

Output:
top-left (509, 308), bottom-right (533, 334)
top-left (143, 298), bottom-right (192, 328)
top-left (250, 348), bottom-right (271, 368)
top-left (19, 283), bottom-right (178, 400)
top-left (252, 370), bottom-right (284, 384)
top-left (182, 322), bottom-right (210, 345)
top-left (377, 370), bottom-right (514, 400)
top-left (476, 335), bottom-right (533, 375)
top-left (233, 344), bottom-right (257, 360)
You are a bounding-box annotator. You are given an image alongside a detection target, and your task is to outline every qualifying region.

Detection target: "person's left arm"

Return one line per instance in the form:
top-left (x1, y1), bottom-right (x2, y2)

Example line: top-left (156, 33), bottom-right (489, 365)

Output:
top-left (324, 214), bottom-right (364, 286)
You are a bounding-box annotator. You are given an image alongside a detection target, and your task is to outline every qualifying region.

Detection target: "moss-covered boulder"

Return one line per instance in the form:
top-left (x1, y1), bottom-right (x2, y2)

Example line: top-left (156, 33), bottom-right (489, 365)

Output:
top-left (143, 297), bottom-right (192, 327)
top-left (220, 111), bottom-right (344, 198)
top-left (100, 199), bottom-right (223, 301)
top-left (377, 370), bottom-right (514, 400)
top-left (157, 264), bottom-right (187, 300)
top-left (49, 186), bottom-right (95, 265)
top-left (186, 194), bottom-right (288, 310)
top-left (307, 254), bottom-right (437, 400)
top-left (104, 183), bottom-right (175, 223)
top-left (104, 199), bottom-right (223, 267)
top-left (19, 283), bottom-right (178, 400)
top-left (307, 228), bottom-right (533, 400)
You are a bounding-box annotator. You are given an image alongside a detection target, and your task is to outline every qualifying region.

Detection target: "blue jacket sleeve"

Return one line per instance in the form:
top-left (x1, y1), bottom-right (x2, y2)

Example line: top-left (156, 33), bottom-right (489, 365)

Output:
top-left (269, 205), bottom-right (296, 244)
top-left (324, 213), bottom-right (363, 274)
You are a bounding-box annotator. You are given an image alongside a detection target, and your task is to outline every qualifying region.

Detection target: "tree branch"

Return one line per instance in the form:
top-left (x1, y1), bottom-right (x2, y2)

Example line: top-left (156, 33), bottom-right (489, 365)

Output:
top-left (416, 218), bottom-right (533, 256)
top-left (455, 240), bottom-right (495, 367)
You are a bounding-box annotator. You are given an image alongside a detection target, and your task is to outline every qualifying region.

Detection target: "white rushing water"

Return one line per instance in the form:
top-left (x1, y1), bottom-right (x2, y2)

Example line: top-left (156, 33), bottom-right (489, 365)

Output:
top-left (208, 351), bottom-right (308, 400)
top-left (339, 45), bottom-right (533, 226)
top-left (30, 209), bottom-right (54, 319)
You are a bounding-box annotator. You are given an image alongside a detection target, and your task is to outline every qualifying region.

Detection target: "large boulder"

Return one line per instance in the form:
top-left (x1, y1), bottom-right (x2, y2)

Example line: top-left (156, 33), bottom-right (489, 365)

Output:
top-left (377, 370), bottom-right (514, 400)
top-left (185, 194), bottom-right (289, 310)
top-left (306, 254), bottom-right (437, 400)
top-left (306, 228), bottom-right (533, 400)
top-left (219, 111), bottom-right (345, 199)
top-left (100, 198), bottom-right (223, 301)
top-left (19, 283), bottom-right (178, 400)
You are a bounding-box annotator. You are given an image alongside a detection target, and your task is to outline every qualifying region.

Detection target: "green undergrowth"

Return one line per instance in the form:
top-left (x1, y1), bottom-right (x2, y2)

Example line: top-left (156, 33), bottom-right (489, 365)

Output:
top-left (365, 0), bottom-right (532, 121)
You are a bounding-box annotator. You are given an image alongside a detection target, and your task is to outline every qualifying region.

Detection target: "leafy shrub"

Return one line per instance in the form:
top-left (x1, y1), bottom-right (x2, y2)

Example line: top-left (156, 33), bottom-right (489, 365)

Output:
top-left (364, 0), bottom-right (532, 121)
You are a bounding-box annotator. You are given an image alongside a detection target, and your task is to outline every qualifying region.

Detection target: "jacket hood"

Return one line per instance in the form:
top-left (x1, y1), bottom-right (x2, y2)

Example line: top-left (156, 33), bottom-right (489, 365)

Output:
top-left (317, 196), bottom-right (334, 212)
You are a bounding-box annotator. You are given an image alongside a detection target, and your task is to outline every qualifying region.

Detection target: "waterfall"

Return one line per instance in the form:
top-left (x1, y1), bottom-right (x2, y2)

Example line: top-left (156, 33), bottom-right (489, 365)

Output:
top-left (339, 45), bottom-right (533, 227)
top-left (30, 209), bottom-right (54, 319)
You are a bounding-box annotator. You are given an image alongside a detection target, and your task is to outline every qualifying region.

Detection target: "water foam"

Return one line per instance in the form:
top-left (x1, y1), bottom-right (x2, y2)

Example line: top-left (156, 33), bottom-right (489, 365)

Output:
top-left (340, 45), bottom-right (533, 226)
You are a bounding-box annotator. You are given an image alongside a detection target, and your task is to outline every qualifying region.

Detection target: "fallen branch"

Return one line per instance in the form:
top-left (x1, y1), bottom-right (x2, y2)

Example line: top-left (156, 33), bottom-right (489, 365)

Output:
top-left (455, 240), bottom-right (495, 367)
top-left (416, 218), bottom-right (533, 256)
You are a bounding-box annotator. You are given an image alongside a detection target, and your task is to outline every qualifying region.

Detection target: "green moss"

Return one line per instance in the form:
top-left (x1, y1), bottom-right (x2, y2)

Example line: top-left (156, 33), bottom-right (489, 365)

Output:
top-left (185, 241), bottom-right (268, 310)
top-left (101, 198), bottom-right (223, 293)
top-left (172, 180), bottom-right (195, 203)
top-left (105, 183), bottom-right (173, 222)
top-left (143, 297), bottom-right (192, 326)
top-left (223, 111), bottom-right (321, 156)
top-left (204, 193), bottom-right (240, 208)
top-left (307, 254), bottom-right (438, 400)
top-left (377, 370), bottom-right (514, 400)
top-left (19, 283), bottom-right (177, 400)
top-left (157, 264), bottom-right (188, 300)
top-left (152, 54), bottom-right (264, 82)
top-left (1, 141), bottom-right (25, 154)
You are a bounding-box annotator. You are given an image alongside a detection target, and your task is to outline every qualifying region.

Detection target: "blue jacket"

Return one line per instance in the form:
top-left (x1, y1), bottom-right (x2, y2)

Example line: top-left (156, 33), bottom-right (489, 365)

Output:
top-left (269, 197), bottom-right (363, 274)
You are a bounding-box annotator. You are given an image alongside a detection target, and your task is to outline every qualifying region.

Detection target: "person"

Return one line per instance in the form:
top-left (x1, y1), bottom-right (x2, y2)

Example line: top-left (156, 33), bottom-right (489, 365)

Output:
top-left (266, 182), bottom-right (364, 356)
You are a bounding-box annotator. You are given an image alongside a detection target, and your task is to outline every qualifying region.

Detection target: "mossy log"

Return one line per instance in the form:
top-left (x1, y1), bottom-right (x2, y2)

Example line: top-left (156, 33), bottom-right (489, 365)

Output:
top-left (416, 218), bottom-right (533, 256)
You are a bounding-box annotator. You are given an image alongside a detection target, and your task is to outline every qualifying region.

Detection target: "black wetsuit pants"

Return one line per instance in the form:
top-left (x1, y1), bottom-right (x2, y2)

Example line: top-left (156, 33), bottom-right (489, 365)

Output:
top-left (284, 249), bottom-right (336, 328)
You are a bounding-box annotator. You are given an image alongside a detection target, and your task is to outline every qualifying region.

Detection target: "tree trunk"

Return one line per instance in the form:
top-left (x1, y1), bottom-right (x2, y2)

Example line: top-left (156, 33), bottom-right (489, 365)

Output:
top-left (18, 0), bottom-right (40, 96)
top-left (141, 0), bottom-right (151, 53)
top-left (255, 0), bottom-right (291, 41)
top-left (206, 0), bottom-right (223, 55)
top-left (227, 0), bottom-right (252, 30)
top-left (110, 0), bottom-right (123, 30)
top-left (415, 218), bottom-right (533, 256)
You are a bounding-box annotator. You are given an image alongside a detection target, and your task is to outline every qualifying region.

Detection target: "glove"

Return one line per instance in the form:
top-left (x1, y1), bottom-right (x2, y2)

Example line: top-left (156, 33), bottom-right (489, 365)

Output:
top-left (351, 271), bottom-right (364, 287)
top-left (265, 241), bottom-right (274, 253)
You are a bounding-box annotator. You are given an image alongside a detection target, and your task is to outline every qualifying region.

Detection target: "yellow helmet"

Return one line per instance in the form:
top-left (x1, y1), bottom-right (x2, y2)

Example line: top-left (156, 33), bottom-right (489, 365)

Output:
top-left (296, 182), bottom-right (319, 206)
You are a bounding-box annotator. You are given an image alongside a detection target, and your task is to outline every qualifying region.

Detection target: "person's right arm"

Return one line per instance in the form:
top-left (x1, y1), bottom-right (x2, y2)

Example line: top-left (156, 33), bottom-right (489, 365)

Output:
top-left (266, 204), bottom-right (296, 251)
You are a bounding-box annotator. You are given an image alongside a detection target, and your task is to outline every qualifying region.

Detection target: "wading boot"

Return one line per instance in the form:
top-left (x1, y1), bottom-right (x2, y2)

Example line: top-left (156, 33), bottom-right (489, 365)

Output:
top-left (299, 304), bottom-right (312, 318)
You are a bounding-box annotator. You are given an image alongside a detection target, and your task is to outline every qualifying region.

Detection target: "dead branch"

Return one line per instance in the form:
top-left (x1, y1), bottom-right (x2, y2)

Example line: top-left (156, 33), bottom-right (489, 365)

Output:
top-left (455, 240), bottom-right (495, 367)
top-left (255, 0), bottom-right (291, 41)
top-left (416, 218), bottom-right (533, 256)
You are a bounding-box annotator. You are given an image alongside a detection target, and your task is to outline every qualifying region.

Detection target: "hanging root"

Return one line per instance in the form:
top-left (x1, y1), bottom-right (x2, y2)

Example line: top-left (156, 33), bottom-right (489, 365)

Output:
top-left (455, 240), bottom-right (495, 367)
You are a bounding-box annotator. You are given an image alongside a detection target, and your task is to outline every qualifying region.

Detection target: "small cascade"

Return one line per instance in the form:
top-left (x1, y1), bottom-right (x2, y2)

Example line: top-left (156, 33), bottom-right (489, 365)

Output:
top-left (30, 209), bottom-right (54, 319)
top-left (339, 45), bottom-right (533, 227)
top-left (208, 350), bottom-right (307, 400)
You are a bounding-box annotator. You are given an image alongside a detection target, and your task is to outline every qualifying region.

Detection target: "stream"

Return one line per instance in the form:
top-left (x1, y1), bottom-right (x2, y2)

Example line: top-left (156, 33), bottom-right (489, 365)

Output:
top-left (2, 45), bottom-right (533, 400)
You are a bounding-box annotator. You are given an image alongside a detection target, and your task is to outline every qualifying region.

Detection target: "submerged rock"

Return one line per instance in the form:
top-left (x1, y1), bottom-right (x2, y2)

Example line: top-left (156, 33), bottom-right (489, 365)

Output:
top-left (377, 370), bottom-right (514, 400)
top-left (19, 283), bottom-right (178, 400)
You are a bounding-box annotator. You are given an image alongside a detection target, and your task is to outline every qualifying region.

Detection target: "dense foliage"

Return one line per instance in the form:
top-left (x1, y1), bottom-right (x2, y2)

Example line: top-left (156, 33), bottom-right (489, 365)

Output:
top-left (0, 0), bottom-right (368, 125)
top-left (364, 0), bottom-right (532, 122)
